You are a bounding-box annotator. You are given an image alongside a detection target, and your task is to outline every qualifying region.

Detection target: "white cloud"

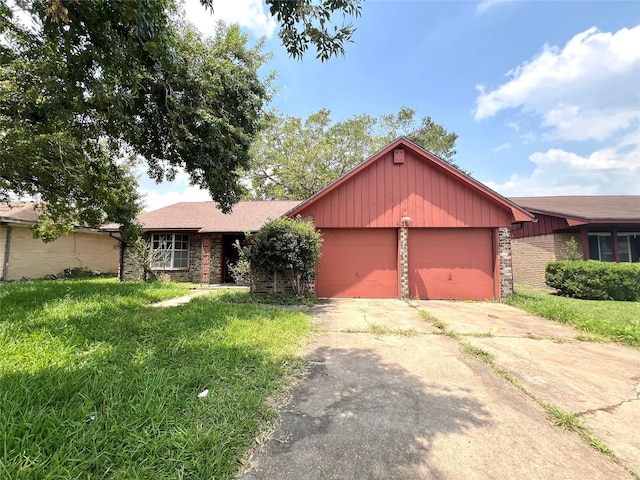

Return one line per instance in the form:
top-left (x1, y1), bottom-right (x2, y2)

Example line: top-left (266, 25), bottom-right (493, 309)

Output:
top-left (476, 0), bottom-right (513, 15)
top-left (521, 131), bottom-right (537, 144)
top-left (484, 133), bottom-right (640, 196)
top-left (541, 105), bottom-right (640, 142)
top-left (492, 142), bottom-right (512, 152)
top-left (506, 121), bottom-right (519, 131)
top-left (183, 0), bottom-right (276, 39)
top-left (474, 25), bottom-right (640, 142)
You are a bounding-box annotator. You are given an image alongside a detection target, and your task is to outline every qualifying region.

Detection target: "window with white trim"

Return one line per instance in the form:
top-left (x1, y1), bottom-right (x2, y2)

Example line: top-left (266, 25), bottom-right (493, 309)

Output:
top-left (150, 233), bottom-right (190, 270)
top-left (618, 233), bottom-right (640, 263)
top-left (588, 233), bottom-right (640, 263)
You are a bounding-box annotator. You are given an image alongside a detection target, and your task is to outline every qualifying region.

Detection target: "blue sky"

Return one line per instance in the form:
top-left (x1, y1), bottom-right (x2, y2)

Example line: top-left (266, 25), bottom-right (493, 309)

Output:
top-left (141, 0), bottom-right (640, 210)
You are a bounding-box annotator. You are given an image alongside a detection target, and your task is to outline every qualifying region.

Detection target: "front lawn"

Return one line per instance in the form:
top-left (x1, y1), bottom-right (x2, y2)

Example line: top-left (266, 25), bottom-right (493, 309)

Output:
top-left (505, 288), bottom-right (640, 348)
top-left (0, 279), bottom-right (312, 479)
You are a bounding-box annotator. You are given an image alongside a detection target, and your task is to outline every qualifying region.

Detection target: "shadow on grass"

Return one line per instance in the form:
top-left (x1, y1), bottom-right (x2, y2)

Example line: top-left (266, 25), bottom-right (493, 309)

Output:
top-left (0, 282), bottom-right (311, 478)
top-left (241, 346), bottom-right (491, 480)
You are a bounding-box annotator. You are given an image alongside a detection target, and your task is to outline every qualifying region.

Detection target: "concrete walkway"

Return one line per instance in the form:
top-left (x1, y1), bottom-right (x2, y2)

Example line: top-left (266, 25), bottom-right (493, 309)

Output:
top-left (149, 284), bottom-right (248, 308)
top-left (239, 299), bottom-right (638, 479)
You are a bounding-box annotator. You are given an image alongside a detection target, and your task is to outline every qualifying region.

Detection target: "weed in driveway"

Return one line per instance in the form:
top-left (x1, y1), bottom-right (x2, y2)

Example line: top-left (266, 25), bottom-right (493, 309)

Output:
top-left (544, 404), bottom-right (618, 460)
top-left (343, 323), bottom-right (420, 337)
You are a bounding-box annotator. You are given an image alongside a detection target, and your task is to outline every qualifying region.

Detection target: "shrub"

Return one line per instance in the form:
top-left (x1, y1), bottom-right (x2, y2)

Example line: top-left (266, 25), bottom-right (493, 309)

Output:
top-left (562, 236), bottom-right (583, 261)
top-left (250, 217), bottom-right (322, 295)
top-left (545, 261), bottom-right (640, 301)
top-left (227, 238), bottom-right (252, 286)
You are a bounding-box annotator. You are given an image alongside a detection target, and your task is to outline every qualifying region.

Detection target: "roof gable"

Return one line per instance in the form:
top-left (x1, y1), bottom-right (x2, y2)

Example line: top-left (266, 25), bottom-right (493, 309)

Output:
top-left (289, 138), bottom-right (533, 228)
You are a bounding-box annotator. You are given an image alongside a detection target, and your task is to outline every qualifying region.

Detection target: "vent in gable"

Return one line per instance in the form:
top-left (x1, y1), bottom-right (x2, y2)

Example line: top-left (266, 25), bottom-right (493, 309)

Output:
top-left (393, 148), bottom-right (405, 164)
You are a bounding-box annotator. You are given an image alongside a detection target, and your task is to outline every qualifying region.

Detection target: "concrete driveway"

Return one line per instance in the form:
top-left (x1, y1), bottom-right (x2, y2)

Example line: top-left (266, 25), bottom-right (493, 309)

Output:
top-left (239, 299), bottom-right (639, 479)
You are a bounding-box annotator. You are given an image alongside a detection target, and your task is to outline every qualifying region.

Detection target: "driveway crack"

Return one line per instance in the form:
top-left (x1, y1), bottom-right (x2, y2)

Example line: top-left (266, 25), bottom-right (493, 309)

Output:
top-left (577, 391), bottom-right (640, 417)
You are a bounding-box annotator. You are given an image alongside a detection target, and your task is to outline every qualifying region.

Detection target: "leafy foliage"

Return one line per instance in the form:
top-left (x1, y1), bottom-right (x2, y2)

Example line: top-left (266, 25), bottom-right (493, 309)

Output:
top-left (562, 236), bottom-right (583, 261)
top-left (245, 107), bottom-right (460, 200)
top-left (545, 260), bottom-right (640, 301)
top-left (264, 0), bottom-right (362, 60)
top-left (228, 238), bottom-right (253, 286)
top-left (250, 217), bottom-right (322, 294)
top-left (0, 2), bottom-right (270, 239)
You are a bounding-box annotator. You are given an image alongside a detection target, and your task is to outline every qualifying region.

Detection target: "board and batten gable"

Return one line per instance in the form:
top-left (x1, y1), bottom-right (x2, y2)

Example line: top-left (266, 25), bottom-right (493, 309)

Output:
top-left (293, 143), bottom-right (520, 228)
top-left (288, 138), bottom-right (533, 300)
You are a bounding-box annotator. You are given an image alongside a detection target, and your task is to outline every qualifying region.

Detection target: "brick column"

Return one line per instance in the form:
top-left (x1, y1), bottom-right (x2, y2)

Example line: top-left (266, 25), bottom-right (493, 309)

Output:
top-left (498, 228), bottom-right (513, 298)
top-left (399, 227), bottom-right (409, 298)
top-left (201, 235), bottom-right (210, 284)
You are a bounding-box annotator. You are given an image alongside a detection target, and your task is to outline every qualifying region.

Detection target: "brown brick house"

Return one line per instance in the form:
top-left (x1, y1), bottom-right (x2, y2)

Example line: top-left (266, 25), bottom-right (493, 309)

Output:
top-left (509, 196), bottom-right (640, 287)
top-left (112, 201), bottom-right (299, 283)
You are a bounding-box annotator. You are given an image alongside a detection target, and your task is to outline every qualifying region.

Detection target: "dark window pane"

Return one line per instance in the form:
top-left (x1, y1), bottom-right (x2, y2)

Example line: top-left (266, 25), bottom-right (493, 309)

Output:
top-left (588, 236), bottom-right (599, 260)
top-left (599, 236), bottom-right (613, 262)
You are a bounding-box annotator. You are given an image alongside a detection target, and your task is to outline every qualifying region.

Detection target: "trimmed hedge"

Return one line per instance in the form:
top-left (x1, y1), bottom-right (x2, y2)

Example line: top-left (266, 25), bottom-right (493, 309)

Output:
top-left (545, 260), bottom-right (640, 301)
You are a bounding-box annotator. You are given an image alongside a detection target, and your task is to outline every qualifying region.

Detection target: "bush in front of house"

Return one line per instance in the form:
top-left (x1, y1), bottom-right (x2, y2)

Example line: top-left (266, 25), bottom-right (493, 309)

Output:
top-left (545, 260), bottom-right (640, 301)
top-left (250, 217), bottom-right (322, 295)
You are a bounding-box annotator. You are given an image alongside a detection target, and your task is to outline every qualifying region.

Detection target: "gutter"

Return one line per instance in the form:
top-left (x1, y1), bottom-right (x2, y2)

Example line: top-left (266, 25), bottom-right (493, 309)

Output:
top-left (1, 222), bottom-right (11, 281)
top-left (109, 232), bottom-right (127, 282)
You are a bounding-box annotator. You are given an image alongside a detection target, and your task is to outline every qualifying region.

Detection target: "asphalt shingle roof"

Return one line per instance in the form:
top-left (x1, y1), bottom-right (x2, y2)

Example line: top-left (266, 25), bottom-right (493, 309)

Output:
top-left (0, 202), bottom-right (39, 223)
top-left (509, 196), bottom-right (640, 221)
top-left (132, 201), bottom-right (302, 233)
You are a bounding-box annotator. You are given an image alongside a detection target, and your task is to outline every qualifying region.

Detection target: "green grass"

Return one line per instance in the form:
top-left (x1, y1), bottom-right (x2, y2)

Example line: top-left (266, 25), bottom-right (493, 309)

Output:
top-left (215, 289), bottom-right (318, 306)
top-left (505, 291), bottom-right (640, 348)
top-left (544, 405), bottom-right (617, 459)
top-left (0, 278), bottom-right (312, 479)
top-left (342, 323), bottom-right (420, 337)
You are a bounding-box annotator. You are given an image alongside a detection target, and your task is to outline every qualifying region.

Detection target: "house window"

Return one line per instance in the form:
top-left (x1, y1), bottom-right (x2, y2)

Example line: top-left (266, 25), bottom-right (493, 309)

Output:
top-left (618, 233), bottom-right (640, 263)
top-left (588, 233), bottom-right (640, 263)
top-left (150, 233), bottom-right (190, 270)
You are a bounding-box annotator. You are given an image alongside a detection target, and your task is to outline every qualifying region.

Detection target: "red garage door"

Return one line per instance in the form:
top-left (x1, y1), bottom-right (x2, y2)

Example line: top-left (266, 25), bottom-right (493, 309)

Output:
top-left (316, 229), bottom-right (398, 298)
top-left (409, 229), bottom-right (495, 300)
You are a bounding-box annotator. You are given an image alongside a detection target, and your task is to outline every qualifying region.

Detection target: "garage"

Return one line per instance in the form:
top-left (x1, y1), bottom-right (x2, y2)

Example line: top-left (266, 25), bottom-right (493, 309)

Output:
top-left (316, 229), bottom-right (398, 298)
top-left (408, 228), bottom-right (494, 300)
top-left (288, 138), bottom-right (533, 300)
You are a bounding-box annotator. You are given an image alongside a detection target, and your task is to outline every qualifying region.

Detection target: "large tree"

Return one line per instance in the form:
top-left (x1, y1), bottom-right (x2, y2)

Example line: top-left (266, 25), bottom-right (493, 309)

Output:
top-left (0, 0), bottom-right (362, 239)
top-left (245, 107), bottom-right (460, 200)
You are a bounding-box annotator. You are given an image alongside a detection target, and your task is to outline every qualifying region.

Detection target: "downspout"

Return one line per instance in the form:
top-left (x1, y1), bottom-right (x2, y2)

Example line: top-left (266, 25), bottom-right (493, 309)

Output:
top-left (109, 232), bottom-right (127, 282)
top-left (1, 222), bottom-right (11, 281)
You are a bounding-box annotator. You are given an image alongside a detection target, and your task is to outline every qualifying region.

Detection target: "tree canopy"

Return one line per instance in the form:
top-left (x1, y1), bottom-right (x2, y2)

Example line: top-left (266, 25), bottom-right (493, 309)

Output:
top-left (0, 0), bottom-right (362, 240)
top-left (245, 107), bottom-right (461, 200)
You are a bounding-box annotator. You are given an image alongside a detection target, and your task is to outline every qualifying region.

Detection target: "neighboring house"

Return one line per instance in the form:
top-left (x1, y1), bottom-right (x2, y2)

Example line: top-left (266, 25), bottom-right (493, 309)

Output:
top-left (112, 201), bottom-right (300, 283)
top-left (0, 202), bottom-right (120, 281)
top-left (509, 196), bottom-right (640, 287)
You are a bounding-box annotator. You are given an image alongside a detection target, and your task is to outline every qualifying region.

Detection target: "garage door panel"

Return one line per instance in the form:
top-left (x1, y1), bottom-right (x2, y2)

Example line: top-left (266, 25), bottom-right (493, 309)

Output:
top-left (317, 229), bottom-right (397, 298)
top-left (409, 229), bottom-right (494, 300)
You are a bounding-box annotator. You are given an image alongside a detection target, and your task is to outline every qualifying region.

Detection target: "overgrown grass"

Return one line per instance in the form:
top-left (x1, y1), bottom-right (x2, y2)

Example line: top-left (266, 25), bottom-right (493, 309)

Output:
top-left (0, 278), bottom-right (312, 479)
top-left (505, 290), bottom-right (640, 348)
top-left (342, 323), bottom-right (420, 337)
top-left (215, 289), bottom-right (318, 307)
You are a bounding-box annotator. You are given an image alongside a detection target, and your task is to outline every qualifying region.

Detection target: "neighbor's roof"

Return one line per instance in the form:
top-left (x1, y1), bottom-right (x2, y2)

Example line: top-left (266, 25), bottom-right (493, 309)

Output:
top-left (124, 201), bottom-right (302, 233)
top-left (0, 201), bottom-right (39, 223)
top-left (509, 196), bottom-right (640, 222)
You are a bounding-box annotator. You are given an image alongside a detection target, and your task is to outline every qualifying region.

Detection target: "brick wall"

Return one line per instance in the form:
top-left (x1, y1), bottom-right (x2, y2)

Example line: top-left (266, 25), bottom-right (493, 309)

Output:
top-left (2, 225), bottom-right (118, 281)
top-left (498, 227), bottom-right (513, 298)
top-left (512, 233), bottom-right (582, 287)
top-left (122, 233), bottom-right (225, 283)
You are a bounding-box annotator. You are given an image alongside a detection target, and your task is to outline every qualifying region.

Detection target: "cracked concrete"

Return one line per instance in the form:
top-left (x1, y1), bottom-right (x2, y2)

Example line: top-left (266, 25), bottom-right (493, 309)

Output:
top-left (418, 300), bottom-right (640, 474)
top-left (240, 299), bottom-right (636, 479)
